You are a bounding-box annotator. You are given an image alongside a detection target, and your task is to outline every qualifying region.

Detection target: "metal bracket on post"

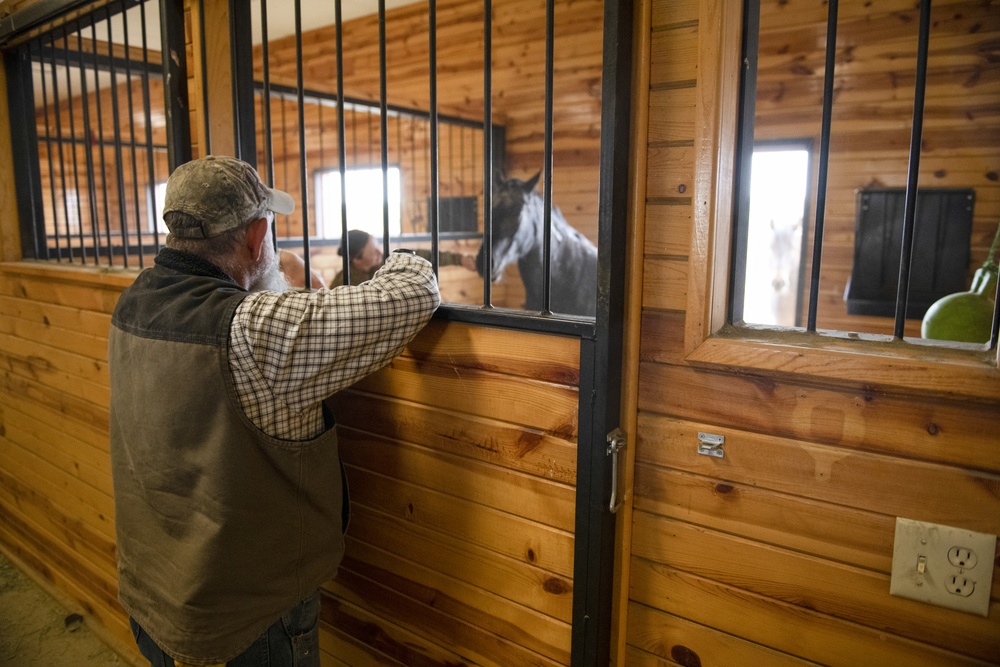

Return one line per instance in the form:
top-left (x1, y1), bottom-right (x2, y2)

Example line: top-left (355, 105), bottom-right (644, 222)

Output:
top-left (607, 428), bottom-right (627, 513)
top-left (697, 432), bottom-right (725, 458)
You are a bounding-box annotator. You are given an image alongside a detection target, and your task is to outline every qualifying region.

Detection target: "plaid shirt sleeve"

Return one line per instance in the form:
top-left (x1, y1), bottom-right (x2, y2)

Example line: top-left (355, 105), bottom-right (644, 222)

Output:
top-left (228, 252), bottom-right (440, 441)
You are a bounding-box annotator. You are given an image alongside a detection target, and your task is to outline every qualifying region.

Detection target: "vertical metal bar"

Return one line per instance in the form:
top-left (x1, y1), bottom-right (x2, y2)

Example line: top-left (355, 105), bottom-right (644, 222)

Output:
top-left (428, 0), bottom-right (439, 270)
top-left (159, 0), bottom-right (191, 171)
top-left (379, 0), bottom-right (391, 259)
top-left (12, 43), bottom-right (45, 260)
top-left (107, 5), bottom-right (131, 267)
top-left (805, 0), bottom-right (839, 332)
top-left (49, 30), bottom-right (73, 262)
top-left (199, 0), bottom-right (211, 154)
top-left (335, 0), bottom-right (350, 282)
top-left (229, 0), bottom-right (256, 162)
top-left (990, 284), bottom-right (999, 351)
top-left (121, 0), bottom-right (147, 268)
top-left (570, 1), bottom-right (632, 662)
top-left (63, 25), bottom-right (87, 261)
top-left (893, 0), bottom-right (932, 339)
top-left (75, 19), bottom-right (102, 264)
top-left (481, 0), bottom-right (493, 308)
top-left (540, 0), bottom-right (555, 313)
top-left (294, 0), bottom-right (311, 281)
top-left (91, 18), bottom-right (114, 264)
top-left (37, 39), bottom-right (59, 260)
top-left (139, 0), bottom-right (160, 254)
top-left (260, 0), bottom-right (277, 249)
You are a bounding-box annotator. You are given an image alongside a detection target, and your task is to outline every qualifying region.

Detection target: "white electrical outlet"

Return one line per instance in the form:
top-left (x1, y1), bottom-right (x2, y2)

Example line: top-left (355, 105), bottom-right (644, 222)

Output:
top-left (890, 517), bottom-right (996, 617)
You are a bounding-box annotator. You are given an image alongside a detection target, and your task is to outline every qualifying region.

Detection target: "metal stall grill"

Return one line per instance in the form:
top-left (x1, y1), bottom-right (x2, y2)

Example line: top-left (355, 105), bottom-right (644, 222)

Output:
top-left (5, 0), bottom-right (187, 269)
top-left (732, 0), bottom-right (1000, 350)
top-left (231, 0), bottom-right (603, 328)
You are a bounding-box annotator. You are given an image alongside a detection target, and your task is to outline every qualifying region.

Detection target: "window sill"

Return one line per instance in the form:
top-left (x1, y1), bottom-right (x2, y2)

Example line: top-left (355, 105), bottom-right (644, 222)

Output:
top-left (685, 325), bottom-right (1000, 402)
top-left (0, 260), bottom-right (140, 290)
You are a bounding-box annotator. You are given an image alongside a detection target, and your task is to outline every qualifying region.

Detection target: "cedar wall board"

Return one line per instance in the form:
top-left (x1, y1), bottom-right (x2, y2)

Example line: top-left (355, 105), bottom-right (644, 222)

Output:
top-left (630, 2), bottom-right (1000, 666)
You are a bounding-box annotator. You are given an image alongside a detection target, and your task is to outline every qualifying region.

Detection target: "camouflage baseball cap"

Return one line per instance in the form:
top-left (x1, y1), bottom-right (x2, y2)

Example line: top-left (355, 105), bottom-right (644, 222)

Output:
top-left (162, 155), bottom-right (294, 238)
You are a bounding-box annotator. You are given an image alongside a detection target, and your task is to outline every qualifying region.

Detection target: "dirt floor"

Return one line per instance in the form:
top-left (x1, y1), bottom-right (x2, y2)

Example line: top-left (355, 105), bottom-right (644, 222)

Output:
top-left (0, 551), bottom-right (129, 666)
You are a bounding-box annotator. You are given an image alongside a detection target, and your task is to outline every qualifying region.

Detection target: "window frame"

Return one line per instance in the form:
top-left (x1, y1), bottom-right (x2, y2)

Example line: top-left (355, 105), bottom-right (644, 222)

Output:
top-left (684, 0), bottom-right (999, 401)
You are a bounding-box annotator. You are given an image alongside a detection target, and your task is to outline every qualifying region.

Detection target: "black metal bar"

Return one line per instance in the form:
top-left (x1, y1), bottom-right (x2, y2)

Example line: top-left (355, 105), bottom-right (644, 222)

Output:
top-left (139, 0), bottom-right (159, 254)
top-left (0, 0), bottom-right (148, 46)
top-left (91, 18), bottom-right (114, 263)
top-left (335, 0), bottom-right (349, 282)
top-left (36, 43), bottom-right (160, 76)
top-left (481, 0), bottom-right (493, 308)
top-left (6, 44), bottom-right (45, 260)
top-left (805, 0), bottom-right (839, 331)
top-left (260, 0), bottom-right (277, 249)
top-left (257, 80), bottom-right (488, 131)
top-left (199, 0), bottom-right (211, 154)
top-left (75, 18), bottom-right (102, 264)
top-left (436, 304), bottom-right (594, 337)
top-left (428, 0), bottom-right (439, 270)
top-left (106, 5), bottom-right (131, 267)
top-left (49, 29), bottom-right (74, 262)
top-left (379, 0), bottom-right (391, 259)
top-left (62, 25), bottom-right (86, 260)
top-left (38, 40), bottom-right (60, 260)
top-left (294, 0), bottom-right (311, 282)
top-left (990, 282), bottom-right (1000, 351)
top-left (229, 0), bottom-right (255, 163)
top-left (728, 0), bottom-right (759, 325)
top-left (540, 0), bottom-right (555, 313)
top-left (121, 0), bottom-right (147, 268)
top-left (893, 0), bottom-right (932, 339)
top-left (570, 0), bottom-right (632, 663)
top-left (159, 0), bottom-right (190, 171)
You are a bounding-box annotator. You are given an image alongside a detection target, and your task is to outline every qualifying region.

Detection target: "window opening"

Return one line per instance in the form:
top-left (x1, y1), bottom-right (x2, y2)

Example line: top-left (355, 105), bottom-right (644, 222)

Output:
top-left (8, 0), bottom-right (180, 269)
top-left (314, 167), bottom-right (402, 241)
top-left (733, 0), bottom-right (999, 349)
top-left (740, 143), bottom-right (810, 327)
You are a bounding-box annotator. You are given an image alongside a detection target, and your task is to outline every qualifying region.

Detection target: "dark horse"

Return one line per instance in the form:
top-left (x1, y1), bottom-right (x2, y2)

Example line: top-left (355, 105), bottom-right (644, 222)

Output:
top-left (475, 172), bottom-right (597, 317)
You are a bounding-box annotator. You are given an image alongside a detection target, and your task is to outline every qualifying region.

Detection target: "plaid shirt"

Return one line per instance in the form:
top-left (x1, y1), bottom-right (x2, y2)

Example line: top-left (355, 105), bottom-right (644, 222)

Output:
top-left (228, 252), bottom-right (440, 441)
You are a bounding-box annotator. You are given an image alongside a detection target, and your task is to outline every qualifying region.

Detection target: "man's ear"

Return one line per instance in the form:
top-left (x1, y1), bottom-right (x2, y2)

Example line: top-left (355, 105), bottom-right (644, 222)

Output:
top-left (246, 217), bottom-right (270, 261)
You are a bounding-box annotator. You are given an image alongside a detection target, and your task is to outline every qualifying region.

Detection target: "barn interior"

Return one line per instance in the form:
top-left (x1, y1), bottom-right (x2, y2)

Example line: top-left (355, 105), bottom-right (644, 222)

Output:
top-left (0, 0), bottom-right (997, 666)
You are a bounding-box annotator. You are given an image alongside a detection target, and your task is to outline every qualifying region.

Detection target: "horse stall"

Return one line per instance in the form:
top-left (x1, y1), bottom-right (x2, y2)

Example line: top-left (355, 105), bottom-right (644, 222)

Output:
top-left (2, 1), bottom-right (1000, 666)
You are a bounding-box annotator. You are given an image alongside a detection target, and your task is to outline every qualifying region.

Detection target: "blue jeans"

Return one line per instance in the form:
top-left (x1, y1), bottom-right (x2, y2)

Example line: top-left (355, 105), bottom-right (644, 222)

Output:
top-left (130, 591), bottom-right (321, 667)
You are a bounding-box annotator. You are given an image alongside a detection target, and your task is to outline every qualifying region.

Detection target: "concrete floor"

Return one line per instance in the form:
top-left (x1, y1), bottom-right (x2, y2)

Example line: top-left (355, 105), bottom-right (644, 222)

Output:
top-left (0, 551), bottom-right (128, 666)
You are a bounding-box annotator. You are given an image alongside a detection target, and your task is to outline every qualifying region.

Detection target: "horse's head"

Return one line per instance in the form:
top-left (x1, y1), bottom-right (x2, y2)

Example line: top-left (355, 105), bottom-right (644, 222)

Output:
top-left (476, 171), bottom-right (541, 283)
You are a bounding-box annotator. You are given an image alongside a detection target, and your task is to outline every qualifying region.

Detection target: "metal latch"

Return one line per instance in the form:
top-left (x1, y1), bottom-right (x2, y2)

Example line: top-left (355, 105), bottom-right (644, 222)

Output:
top-left (607, 428), bottom-right (627, 513)
top-left (697, 432), bottom-right (725, 458)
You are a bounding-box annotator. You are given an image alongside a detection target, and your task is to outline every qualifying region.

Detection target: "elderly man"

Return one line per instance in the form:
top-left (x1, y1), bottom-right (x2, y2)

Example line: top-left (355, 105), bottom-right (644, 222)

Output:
top-left (108, 155), bottom-right (440, 667)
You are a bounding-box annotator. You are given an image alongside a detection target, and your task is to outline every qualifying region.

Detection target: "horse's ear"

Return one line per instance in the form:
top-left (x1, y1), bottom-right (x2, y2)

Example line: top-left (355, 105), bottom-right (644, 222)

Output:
top-left (524, 171), bottom-right (541, 193)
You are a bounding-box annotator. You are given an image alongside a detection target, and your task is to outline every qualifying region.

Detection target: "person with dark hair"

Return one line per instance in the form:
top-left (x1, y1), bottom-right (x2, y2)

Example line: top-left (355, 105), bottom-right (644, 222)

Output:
top-left (108, 155), bottom-right (440, 667)
top-left (332, 228), bottom-right (477, 286)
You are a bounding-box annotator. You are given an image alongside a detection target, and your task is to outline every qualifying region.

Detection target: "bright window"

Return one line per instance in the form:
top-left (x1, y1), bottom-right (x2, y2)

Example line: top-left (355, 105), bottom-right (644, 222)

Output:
top-left (315, 167), bottom-right (401, 240)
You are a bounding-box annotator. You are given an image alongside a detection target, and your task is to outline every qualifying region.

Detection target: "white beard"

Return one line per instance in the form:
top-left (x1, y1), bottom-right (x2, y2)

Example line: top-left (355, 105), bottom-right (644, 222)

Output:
top-left (248, 241), bottom-right (289, 293)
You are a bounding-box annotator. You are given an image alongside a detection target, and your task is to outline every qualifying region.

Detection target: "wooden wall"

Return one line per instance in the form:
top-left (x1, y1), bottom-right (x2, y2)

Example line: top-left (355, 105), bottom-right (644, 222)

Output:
top-left (624, 2), bottom-right (1000, 666)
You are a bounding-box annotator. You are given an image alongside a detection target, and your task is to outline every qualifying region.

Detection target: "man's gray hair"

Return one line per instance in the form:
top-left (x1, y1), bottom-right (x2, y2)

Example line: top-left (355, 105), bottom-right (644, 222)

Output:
top-left (164, 210), bottom-right (258, 274)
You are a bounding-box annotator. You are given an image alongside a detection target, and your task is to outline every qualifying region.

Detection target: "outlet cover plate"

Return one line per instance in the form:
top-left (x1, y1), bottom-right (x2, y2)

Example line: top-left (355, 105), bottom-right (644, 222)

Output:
top-left (890, 517), bottom-right (996, 617)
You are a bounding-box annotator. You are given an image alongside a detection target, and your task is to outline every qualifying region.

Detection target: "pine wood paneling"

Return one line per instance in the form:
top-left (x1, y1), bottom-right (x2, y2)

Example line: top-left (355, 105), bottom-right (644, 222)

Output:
top-left (627, 2), bottom-right (1000, 666)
